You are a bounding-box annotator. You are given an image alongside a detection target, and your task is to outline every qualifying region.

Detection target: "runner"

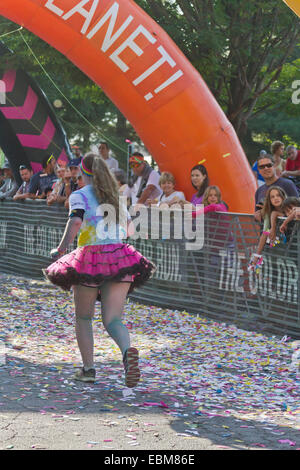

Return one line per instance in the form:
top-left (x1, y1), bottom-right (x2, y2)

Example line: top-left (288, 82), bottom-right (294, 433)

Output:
top-left (44, 153), bottom-right (155, 387)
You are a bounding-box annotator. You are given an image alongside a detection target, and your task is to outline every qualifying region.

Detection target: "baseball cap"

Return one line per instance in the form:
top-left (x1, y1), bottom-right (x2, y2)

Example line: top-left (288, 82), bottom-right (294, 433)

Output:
top-left (1, 161), bottom-right (11, 170)
top-left (67, 158), bottom-right (81, 167)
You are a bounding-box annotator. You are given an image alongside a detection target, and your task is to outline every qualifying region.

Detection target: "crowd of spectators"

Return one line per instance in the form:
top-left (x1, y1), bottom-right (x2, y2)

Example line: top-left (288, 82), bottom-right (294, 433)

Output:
top-left (1, 140), bottom-right (300, 229)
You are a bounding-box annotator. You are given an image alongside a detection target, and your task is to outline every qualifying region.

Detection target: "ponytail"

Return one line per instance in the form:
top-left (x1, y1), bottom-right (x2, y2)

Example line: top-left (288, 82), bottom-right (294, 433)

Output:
top-left (82, 153), bottom-right (123, 222)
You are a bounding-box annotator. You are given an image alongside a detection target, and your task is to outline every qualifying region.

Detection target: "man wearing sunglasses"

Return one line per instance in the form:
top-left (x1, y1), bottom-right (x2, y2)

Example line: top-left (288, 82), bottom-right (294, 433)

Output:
top-left (27, 154), bottom-right (57, 199)
top-left (254, 154), bottom-right (298, 222)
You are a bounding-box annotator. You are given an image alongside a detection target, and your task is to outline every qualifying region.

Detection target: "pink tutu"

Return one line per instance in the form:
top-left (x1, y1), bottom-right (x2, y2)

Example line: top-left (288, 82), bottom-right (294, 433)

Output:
top-left (44, 243), bottom-right (155, 296)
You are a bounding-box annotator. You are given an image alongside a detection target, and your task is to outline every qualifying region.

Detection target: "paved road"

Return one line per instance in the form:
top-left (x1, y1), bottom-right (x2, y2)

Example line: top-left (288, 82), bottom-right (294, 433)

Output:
top-left (0, 273), bottom-right (299, 451)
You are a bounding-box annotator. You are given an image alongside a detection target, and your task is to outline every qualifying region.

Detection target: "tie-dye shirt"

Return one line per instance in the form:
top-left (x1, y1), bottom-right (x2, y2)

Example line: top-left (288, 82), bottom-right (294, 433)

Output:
top-left (69, 185), bottom-right (127, 247)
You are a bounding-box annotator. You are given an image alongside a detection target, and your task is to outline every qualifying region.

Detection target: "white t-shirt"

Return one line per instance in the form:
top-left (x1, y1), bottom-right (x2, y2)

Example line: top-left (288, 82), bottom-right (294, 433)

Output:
top-left (124, 170), bottom-right (162, 205)
top-left (158, 191), bottom-right (185, 205)
top-left (101, 156), bottom-right (119, 172)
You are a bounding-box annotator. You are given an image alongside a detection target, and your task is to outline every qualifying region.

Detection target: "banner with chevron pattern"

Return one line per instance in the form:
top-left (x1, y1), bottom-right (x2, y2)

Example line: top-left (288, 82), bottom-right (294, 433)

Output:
top-left (0, 42), bottom-right (72, 185)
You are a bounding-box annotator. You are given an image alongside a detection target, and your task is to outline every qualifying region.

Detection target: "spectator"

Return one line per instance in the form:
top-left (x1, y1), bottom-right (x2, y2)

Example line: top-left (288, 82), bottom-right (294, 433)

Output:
top-left (45, 186), bottom-right (55, 203)
top-left (67, 159), bottom-right (80, 191)
top-left (47, 165), bottom-right (67, 206)
top-left (64, 158), bottom-right (81, 209)
top-left (27, 154), bottom-right (57, 199)
top-left (254, 154), bottom-right (298, 221)
top-left (202, 185), bottom-right (228, 213)
top-left (13, 165), bottom-right (33, 201)
top-left (249, 186), bottom-right (286, 272)
top-left (281, 145), bottom-right (300, 179)
top-left (0, 161), bottom-right (18, 200)
top-left (177, 164), bottom-right (209, 208)
top-left (77, 174), bottom-right (85, 189)
top-left (190, 164), bottom-right (209, 206)
top-left (271, 140), bottom-right (286, 176)
top-left (279, 197), bottom-right (300, 234)
top-left (151, 172), bottom-right (185, 207)
top-left (192, 185), bottom-right (228, 217)
top-left (114, 169), bottom-right (128, 196)
top-left (124, 152), bottom-right (162, 206)
top-left (98, 141), bottom-right (119, 172)
top-left (252, 150), bottom-right (267, 187)
top-left (71, 145), bottom-right (83, 161)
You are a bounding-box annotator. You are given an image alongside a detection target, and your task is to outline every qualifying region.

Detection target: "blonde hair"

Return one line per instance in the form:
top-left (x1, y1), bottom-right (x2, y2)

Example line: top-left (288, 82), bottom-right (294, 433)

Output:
top-left (159, 172), bottom-right (176, 186)
top-left (203, 185), bottom-right (222, 206)
top-left (271, 141), bottom-right (284, 155)
top-left (82, 152), bottom-right (123, 222)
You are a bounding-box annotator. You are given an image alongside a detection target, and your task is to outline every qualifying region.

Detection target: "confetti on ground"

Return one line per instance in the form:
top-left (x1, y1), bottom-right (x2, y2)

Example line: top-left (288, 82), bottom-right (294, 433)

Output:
top-left (0, 273), bottom-right (299, 450)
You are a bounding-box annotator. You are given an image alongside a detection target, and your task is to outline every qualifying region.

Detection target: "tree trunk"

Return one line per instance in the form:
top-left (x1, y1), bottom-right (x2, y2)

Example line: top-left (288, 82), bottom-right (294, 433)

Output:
top-left (116, 111), bottom-right (127, 140)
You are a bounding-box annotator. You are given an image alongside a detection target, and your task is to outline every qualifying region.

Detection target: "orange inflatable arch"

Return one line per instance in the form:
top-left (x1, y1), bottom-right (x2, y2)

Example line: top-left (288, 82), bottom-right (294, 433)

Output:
top-left (283, 0), bottom-right (300, 16)
top-left (0, 0), bottom-right (260, 212)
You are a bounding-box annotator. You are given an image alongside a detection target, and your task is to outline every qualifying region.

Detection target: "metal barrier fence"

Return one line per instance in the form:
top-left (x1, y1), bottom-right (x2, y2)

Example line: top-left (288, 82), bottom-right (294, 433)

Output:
top-left (0, 200), bottom-right (299, 337)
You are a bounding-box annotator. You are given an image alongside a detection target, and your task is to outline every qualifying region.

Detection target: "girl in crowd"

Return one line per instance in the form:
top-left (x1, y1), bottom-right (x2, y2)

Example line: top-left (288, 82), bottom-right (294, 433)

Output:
top-left (192, 185), bottom-right (228, 217)
top-left (45, 153), bottom-right (155, 387)
top-left (248, 186), bottom-right (286, 271)
top-left (47, 165), bottom-right (66, 206)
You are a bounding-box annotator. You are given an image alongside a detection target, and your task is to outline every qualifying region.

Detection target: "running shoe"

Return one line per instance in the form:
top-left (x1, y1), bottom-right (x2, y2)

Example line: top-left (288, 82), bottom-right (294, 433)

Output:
top-left (123, 347), bottom-right (140, 388)
top-left (73, 367), bottom-right (96, 383)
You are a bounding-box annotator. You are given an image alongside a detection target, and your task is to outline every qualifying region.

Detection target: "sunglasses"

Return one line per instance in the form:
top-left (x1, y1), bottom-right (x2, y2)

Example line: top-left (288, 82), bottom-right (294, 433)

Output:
top-left (129, 162), bottom-right (141, 168)
top-left (258, 163), bottom-right (273, 170)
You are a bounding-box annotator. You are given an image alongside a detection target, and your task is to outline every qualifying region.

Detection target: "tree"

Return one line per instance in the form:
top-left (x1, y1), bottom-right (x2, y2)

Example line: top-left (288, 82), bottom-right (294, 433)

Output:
top-left (246, 57), bottom-right (300, 157)
top-left (1, 2), bottom-right (299, 157)
top-left (136, 0), bottom-right (300, 142)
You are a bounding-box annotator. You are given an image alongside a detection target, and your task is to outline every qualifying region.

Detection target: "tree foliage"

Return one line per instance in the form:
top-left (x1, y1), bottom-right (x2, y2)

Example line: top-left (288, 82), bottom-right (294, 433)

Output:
top-left (136, 0), bottom-right (300, 144)
top-left (1, 1), bottom-right (300, 160)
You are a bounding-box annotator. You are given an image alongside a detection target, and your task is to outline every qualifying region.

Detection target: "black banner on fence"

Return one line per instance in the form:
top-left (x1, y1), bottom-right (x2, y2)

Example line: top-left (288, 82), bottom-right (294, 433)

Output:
top-left (0, 200), bottom-right (299, 337)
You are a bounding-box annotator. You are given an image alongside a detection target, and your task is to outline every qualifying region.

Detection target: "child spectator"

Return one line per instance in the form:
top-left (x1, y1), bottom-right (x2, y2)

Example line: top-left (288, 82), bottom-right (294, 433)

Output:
top-left (64, 159), bottom-right (81, 209)
top-left (47, 165), bottom-right (67, 206)
top-left (279, 197), bottom-right (300, 234)
top-left (249, 186), bottom-right (286, 271)
top-left (192, 185), bottom-right (228, 217)
top-left (77, 174), bottom-right (85, 189)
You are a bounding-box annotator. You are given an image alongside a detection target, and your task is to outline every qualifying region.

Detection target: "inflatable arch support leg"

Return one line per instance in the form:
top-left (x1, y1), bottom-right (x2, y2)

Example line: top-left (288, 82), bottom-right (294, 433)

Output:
top-left (0, 0), bottom-right (258, 212)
